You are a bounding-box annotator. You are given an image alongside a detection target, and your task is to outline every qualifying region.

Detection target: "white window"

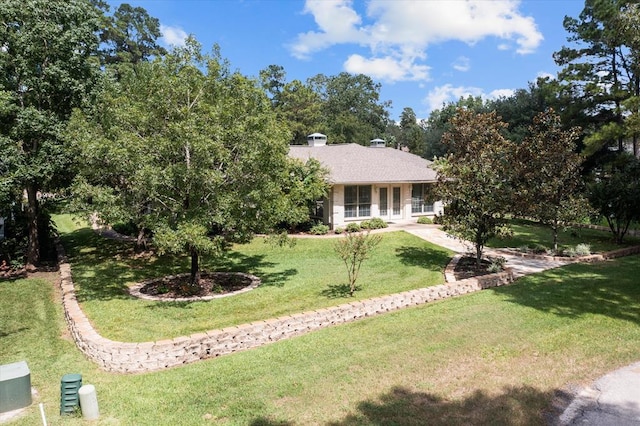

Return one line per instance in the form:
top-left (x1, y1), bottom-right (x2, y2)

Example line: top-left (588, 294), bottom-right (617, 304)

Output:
top-left (344, 185), bottom-right (372, 218)
top-left (411, 183), bottom-right (434, 214)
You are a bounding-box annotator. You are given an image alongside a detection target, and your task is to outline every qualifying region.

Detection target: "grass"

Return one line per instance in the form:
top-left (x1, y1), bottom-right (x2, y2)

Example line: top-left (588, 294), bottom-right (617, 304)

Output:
top-left (53, 214), bottom-right (452, 342)
top-left (3, 254), bottom-right (640, 425)
top-left (487, 218), bottom-right (640, 253)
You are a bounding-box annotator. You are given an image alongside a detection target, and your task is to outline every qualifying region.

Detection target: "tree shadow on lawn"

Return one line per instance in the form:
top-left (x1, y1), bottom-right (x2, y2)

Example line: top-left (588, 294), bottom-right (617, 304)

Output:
top-left (320, 283), bottom-right (361, 299)
top-left (395, 245), bottom-right (452, 272)
top-left (328, 385), bottom-right (562, 425)
top-left (491, 256), bottom-right (640, 325)
top-left (60, 228), bottom-right (298, 303)
top-left (252, 385), bottom-right (566, 425)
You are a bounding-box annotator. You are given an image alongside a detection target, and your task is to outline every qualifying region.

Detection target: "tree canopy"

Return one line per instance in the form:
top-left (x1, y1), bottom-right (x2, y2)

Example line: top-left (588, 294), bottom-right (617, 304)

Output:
top-left (434, 109), bottom-right (515, 266)
top-left (0, 0), bottom-right (102, 266)
top-left (69, 39), bottom-right (327, 287)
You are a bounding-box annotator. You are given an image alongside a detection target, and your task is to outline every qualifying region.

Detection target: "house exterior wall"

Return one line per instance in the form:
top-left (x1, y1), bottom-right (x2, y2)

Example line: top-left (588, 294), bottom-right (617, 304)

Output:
top-left (328, 183), bottom-right (444, 228)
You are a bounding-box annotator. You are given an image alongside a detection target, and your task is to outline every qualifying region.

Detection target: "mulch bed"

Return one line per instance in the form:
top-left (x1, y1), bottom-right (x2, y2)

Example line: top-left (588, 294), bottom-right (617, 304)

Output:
top-left (139, 272), bottom-right (255, 299)
top-left (453, 256), bottom-right (494, 280)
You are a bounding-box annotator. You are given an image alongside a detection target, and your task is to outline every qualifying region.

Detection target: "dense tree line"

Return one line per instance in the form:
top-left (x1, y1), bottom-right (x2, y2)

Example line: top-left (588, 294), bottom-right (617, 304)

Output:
top-left (1, 0), bottom-right (639, 276)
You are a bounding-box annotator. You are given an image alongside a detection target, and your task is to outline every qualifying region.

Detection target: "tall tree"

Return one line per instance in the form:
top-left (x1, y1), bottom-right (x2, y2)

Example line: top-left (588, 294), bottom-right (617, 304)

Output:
top-left (275, 80), bottom-right (324, 145)
top-left (554, 0), bottom-right (640, 160)
top-left (0, 0), bottom-right (101, 267)
top-left (308, 72), bottom-right (391, 144)
top-left (434, 109), bottom-right (514, 266)
top-left (70, 39), bottom-right (325, 288)
top-left (515, 110), bottom-right (590, 252)
top-left (98, 2), bottom-right (166, 67)
top-left (423, 96), bottom-right (486, 160)
top-left (398, 107), bottom-right (425, 154)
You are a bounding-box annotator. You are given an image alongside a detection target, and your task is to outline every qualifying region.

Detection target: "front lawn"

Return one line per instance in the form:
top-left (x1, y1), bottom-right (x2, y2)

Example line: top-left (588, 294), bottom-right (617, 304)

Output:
top-left (54, 214), bottom-right (452, 342)
top-left (3, 256), bottom-right (640, 425)
top-left (487, 218), bottom-right (640, 253)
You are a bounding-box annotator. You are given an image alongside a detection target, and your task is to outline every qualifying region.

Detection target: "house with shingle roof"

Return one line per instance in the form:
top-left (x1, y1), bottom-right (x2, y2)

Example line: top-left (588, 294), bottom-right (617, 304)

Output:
top-left (288, 133), bottom-right (443, 229)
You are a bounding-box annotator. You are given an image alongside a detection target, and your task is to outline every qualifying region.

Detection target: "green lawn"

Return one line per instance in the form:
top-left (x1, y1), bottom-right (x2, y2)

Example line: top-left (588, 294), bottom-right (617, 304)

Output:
top-left (3, 256), bottom-right (640, 425)
top-left (53, 214), bottom-right (452, 342)
top-left (487, 218), bottom-right (640, 252)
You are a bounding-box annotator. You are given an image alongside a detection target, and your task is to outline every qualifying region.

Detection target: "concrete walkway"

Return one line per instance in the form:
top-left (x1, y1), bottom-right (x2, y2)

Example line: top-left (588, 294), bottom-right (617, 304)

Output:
top-left (394, 223), bottom-right (569, 278)
top-left (392, 223), bottom-right (640, 426)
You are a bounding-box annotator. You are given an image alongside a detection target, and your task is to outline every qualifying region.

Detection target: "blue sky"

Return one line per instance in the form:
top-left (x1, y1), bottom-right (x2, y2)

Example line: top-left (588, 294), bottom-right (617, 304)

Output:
top-left (107, 0), bottom-right (586, 121)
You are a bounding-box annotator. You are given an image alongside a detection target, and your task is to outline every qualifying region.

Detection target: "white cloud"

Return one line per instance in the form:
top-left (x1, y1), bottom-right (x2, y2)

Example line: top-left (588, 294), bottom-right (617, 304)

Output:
top-left (425, 84), bottom-right (484, 112)
top-left (452, 56), bottom-right (470, 72)
top-left (536, 71), bottom-right (555, 80)
top-left (291, 0), bottom-right (543, 82)
top-left (489, 88), bottom-right (515, 99)
top-left (424, 84), bottom-right (515, 112)
top-left (291, 0), bottom-right (366, 59)
top-left (160, 24), bottom-right (188, 47)
top-left (344, 54), bottom-right (430, 81)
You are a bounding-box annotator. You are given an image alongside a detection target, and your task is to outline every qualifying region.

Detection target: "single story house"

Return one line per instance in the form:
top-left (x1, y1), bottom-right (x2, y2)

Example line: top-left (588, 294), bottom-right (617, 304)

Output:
top-left (288, 133), bottom-right (444, 229)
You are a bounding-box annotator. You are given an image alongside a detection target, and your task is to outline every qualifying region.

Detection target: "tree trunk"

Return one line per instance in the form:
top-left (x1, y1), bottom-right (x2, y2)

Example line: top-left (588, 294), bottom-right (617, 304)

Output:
top-left (25, 184), bottom-right (40, 268)
top-left (190, 248), bottom-right (200, 287)
top-left (475, 243), bottom-right (483, 268)
top-left (552, 226), bottom-right (559, 254)
top-left (136, 227), bottom-right (146, 251)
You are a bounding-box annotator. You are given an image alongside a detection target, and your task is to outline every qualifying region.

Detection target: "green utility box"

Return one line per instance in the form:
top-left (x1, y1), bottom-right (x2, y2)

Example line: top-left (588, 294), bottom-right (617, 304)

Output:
top-left (60, 373), bottom-right (82, 415)
top-left (0, 361), bottom-right (32, 413)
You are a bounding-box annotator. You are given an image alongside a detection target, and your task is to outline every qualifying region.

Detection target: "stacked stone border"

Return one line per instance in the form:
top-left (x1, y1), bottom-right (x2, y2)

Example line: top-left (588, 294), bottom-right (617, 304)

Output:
top-left (57, 239), bottom-right (640, 374)
top-left (57, 241), bottom-right (515, 374)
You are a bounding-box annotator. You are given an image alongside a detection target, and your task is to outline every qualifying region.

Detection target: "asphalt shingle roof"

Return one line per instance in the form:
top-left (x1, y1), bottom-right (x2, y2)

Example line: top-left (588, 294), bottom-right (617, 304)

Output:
top-left (288, 143), bottom-right (438, 184)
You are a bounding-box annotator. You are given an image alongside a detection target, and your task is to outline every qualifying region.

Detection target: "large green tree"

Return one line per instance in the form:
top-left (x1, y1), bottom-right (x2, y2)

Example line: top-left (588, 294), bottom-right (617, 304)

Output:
top-left (70, 39), bottom-right (326, 288)
top-left (515, 110), bottom-right (590, 252)
top-left (308, 72), bottom-right (391, 144)
top-left (398, 107), bottom-right (425, 154)
top-left (0, 0), bottom-right (102, 266)
top-left (97, 2), bottom-right (166, 68)
top-left (588, 153), bottom-right (640, 243)
top-left (554, 0), bottom-right (640, 160)
top-left (434, 109), bottom-right (515, 266)
top-left (423, 96), bottom-right (487, 160)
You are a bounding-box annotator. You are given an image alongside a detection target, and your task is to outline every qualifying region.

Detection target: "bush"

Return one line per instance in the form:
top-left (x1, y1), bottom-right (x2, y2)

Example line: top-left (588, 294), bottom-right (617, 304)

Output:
top-left (487, 256), bottom-right (506, 273)
top-left (575, 243), bottom-right (591, 256)
top-left (309, 223), bottom-right (330, 235)
top-left (334, 227), bottom-right (344, 234)
top-left (361, 217), bottom-right (388, 229)
top-left (345, 223), bottom-right (361, 233)
top-left (564, 243), bottom-right (591, 258)
top-left (517, 243), bottom-right (549, 255)
top-left (417, 216), bottom-right (433, 224)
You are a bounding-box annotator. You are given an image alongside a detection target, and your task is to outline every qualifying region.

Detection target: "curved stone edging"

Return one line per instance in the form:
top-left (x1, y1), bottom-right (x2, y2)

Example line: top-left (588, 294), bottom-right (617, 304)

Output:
top-left (444, 254), bottom-right (462, 283)
top-left (494, 245), bottom-right (640, 263)
top-left (56, 241), bottom-right (515, 374)
top-left (128, 272), bottom-right (261, 302)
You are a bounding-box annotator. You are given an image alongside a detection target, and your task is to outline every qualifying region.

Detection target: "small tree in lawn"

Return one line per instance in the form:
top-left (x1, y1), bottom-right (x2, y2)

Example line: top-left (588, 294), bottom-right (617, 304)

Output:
top-left (434, 109), bottom-right (515, 267)
top-left (334, 231), bottom-right (382, 296)
top-left (515, 110), bottom-right (591, 253)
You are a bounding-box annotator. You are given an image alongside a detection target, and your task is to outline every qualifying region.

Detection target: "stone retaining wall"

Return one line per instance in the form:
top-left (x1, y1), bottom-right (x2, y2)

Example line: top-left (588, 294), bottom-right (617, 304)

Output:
top-left (57, 242), bottom-right (515, 373)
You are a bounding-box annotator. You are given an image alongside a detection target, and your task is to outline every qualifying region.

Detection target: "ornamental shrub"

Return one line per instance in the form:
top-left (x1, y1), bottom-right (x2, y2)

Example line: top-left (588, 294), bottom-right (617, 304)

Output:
top-left (361, 217), bottom-right (388, 229)
top-left (417, 216), bottom-right (433, 224)
top-left (309, 223), bottom-right (330, 235)
top-left (345, 223), bottom-right (362, 233)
